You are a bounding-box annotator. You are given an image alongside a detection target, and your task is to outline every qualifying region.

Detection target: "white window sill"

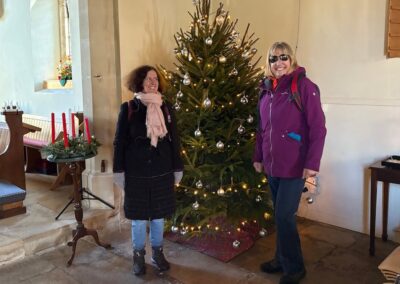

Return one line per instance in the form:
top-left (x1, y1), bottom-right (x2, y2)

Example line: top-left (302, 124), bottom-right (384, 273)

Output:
top-left (35, 88), bottom-right (73, 95)
top-left (43, 79), bottom-right (73, 90)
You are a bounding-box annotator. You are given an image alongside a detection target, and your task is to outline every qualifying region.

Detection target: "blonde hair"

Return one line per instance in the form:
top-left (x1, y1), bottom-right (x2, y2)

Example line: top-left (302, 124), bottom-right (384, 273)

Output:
top-left (265, 42), bottom-right (298, 77)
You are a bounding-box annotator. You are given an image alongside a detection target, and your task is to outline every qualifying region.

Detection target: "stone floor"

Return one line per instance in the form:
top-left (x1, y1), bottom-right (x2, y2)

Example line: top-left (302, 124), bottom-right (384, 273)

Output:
top-left (0, 173), bottom-right (398, 284)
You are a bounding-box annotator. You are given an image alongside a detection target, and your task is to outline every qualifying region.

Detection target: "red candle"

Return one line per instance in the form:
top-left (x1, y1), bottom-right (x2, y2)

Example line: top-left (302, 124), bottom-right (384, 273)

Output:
top-left (51, 112), bottom-right (55, 144)
top-left (71, 113), bottom-right (76, 138)
top-left (85, 117), bottom-right (91, 144)
top-left (62, 113), bottom-right (69, 148)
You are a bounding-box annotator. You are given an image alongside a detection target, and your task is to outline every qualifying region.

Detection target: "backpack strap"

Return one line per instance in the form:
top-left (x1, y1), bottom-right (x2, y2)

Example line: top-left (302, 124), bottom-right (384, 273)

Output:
top-left (290, 73), bottom-right (304, 112)
top-left (127, 100), bottom-right (134, 122)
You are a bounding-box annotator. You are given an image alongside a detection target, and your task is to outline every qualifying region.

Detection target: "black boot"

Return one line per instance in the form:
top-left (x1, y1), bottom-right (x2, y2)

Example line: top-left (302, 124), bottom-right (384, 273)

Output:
top-left (133, 249), bottom-right (146, 275)
top-left (151, 247), bottom-right (170, 271)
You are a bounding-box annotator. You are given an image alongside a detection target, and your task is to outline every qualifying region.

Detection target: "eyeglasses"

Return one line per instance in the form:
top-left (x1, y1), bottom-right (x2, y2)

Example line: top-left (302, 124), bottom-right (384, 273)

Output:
top-left (268, 54), bottom-right (289, 64)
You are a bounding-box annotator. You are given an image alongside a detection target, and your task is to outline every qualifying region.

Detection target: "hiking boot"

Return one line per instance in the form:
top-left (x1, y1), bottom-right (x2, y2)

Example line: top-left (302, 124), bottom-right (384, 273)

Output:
top-left (133, 249), bottom-right (146, 275)
top-left (279, 268), bottom-right (306, 284)
top-left (151, 246), bottom-right (170, 271)
top-left (260, 258), bottom-right (283, 273)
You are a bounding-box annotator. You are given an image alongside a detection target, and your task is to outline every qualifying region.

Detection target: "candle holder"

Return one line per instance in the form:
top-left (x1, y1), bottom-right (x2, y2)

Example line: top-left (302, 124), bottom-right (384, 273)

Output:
top-left (49, 154), bottom-right (112, 266)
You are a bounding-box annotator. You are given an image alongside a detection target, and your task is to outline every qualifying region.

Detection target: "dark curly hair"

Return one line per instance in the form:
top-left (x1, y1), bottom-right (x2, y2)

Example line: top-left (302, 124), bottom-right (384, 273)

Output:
top-left (126, 65), bottom-right (164, 93)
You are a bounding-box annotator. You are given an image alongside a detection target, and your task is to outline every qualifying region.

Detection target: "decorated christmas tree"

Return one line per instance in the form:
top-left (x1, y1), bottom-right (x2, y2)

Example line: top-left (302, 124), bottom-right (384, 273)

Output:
top-left (159, 0), bottom-right (273, 238)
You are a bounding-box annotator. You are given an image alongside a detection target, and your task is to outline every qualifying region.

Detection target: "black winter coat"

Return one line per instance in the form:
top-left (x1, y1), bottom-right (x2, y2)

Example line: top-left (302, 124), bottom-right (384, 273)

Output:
top-left (113, 98), bottom-right (183, 220)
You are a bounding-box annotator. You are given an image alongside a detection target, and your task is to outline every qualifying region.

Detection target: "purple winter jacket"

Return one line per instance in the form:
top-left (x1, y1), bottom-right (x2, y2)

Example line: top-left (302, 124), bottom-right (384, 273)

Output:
top-left (253, 67), bottom-right (327, 178)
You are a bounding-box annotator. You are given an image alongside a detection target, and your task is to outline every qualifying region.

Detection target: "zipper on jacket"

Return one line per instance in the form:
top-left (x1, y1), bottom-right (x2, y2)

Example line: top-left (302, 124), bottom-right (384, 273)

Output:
top-left (269, 94), bottom-right (273, 176)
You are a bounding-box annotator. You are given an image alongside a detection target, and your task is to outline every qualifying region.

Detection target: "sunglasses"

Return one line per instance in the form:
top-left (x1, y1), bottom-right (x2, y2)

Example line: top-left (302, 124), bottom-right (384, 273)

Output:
top-left (268, 54), bottom-right (290, 64)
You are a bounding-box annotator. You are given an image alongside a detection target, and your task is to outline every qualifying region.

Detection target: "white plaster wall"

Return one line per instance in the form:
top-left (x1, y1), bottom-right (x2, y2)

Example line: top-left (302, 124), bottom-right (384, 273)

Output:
top-left (118, 0), bottom-right (194, 101)
top-left (30, 0), bottom-right (60, 91)
top-left (0, 0), bottom-right (82, 117)
top-left (0, 0), bottom-right (33, 106)
top-left (118, 0), bottom-right (400, 242)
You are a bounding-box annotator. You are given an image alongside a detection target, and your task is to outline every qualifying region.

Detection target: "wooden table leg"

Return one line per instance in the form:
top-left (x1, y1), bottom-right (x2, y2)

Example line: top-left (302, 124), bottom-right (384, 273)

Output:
top-left (65, 162), bottom-right (111, 266)
top-left (382, 182), bottom-right (389, 242)
top-left (369, 170), bottom-right (377, 256)
top-left (50, 164), bottom-right (69, 191)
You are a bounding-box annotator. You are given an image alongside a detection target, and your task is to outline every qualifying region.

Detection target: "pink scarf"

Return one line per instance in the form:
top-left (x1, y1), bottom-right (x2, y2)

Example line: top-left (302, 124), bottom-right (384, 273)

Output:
top-left (135, 92), bottom-right (168, 147)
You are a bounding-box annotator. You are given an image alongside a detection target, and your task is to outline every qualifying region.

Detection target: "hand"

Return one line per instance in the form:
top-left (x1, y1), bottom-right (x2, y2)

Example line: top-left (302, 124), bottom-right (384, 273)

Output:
top-left (303, 168), bottom-right (318, 179)
top-left (253, 162), bottom-right (263, 173)
top-left (113, 172), bottom-right (125, 189)
top-left (174, 171), bottom-right (183, 185)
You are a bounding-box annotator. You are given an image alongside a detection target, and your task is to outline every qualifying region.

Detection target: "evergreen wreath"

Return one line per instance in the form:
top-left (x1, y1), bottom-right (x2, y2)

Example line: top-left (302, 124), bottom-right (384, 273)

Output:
top-left (41, 135), bottom-right (101, 161)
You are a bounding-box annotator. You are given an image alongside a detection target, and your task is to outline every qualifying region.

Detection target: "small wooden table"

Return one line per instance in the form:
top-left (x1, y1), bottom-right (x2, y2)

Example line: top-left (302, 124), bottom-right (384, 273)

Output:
top-left (369, 162), bottom-right (400, 256)
top-left (50, 155), bottom-right (111, 266)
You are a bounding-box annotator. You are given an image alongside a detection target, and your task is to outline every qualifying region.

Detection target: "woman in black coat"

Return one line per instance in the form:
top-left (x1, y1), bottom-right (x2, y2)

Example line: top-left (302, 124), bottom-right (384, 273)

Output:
top-left (113, 65), bottom-right (183, 276)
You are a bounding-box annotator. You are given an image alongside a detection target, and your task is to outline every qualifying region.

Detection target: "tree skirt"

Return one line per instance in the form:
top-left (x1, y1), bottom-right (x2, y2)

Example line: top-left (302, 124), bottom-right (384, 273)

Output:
top-left (165, 221), bottom-right (266, 262)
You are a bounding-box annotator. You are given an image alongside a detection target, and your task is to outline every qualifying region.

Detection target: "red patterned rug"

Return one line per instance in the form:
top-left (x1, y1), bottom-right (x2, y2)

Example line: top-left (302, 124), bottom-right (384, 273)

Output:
top-left (165, 220), bottom-right (269, 262)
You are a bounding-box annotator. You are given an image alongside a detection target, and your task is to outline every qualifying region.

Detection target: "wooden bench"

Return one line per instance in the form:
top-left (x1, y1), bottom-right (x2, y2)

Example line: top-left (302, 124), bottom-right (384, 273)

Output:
top-left (0, 121), bottom-right (9, 154)
top-left (22, 114), bottom-right (63, 173)
top-left (0, 109), bottom-right (34, 218)
top-left (0, 180), bottom-right (26, 219)
top-left (21, 113), bottom-right (85, 190)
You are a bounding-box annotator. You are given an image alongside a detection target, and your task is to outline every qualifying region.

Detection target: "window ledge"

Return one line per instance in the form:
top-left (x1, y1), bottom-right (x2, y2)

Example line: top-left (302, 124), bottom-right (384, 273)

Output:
top-left (43, 79), bottom-right (73, 90)
top-left (35, 88), bottom-right (73, 95)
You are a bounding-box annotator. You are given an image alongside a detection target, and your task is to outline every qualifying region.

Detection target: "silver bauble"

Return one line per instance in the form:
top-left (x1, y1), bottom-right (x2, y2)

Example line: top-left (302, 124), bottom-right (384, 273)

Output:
top-left (307, 197), bottom-right (314, 204)
top-left (181, 47), bottom-right (188, 57)
top-left (232, 240), bottom-right (241, 248)
top-left (216, 141), bottom-right (224, 150)
top-left (177, 90), bottom-right (184, 98)
top-left (171, 226), bottom-right (179, 233)
top-left (217, 188), bottom-right (225, 196)
top-left (255, 195), bottom-right (262, 202)
top-left (203, 97), bottom-right (212, 108)
top-left (197, 57), bottom-right (203, 62)
top-left (229, 68), bottom-right (238, 76)
top-left (237, 125), bottom-right (245, 134)
top-left (205, 37), bottom-right (213, 45)
top-left (176, 35), bottom-right (182, 41)
top-left (192, 201), bottom-right (200, 210)
top-left (247, 115), bottom-right (254, 123)
top-left (242, 51), bottom-right (250, 58)
top-left (194, 128), bottom-right (202, 137)
top-left (216, 14), bottom-right (225, 25)
top-left (174, 102), bottom-right (181, 111)
top-left (219, 55), bottom-right (227, 63)
top-left (184, 72), bottom-right (190, 79)
top-left (251, 47), bottom-right (257, 53)
top-left (183, 78), bottom-right (191, 85)
top-left (196, 180), bottom-right (203, 189)
top-left (259, 228), bottom-right (268, 237)
top-left (180, 228), bottom-right (188, 235)
top-left (240, 96), bottom-right (248, 104)
top-left (230, 30), bottom-right (239, 40)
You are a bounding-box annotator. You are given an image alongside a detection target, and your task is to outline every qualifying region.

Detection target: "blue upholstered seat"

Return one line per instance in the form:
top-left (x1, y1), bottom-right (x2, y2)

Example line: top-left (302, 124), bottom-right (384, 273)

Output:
top-left (0, 180), bottom-right (26, 205)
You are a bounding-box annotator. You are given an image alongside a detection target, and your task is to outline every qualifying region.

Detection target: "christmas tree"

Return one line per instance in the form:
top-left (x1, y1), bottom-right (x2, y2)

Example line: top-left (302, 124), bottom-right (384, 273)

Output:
top-left (159, 0), bottom-right (273, 237)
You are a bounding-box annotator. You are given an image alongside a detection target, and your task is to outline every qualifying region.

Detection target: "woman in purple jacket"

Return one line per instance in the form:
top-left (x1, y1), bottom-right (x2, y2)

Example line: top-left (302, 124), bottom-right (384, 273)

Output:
top-left (253, 42), bottom-right (326, 284)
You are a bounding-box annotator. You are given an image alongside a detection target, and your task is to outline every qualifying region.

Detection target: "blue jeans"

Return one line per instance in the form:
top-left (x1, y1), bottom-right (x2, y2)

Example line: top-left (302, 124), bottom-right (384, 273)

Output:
top-left (131, 218), bottom-right (164, 250)
top-left (268, 176), bottom-right (305, 274)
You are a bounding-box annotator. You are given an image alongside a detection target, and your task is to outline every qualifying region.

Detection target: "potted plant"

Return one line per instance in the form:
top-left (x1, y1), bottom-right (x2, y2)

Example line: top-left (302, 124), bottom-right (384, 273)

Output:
top-left (57, 56), bottom-right (72, 86)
